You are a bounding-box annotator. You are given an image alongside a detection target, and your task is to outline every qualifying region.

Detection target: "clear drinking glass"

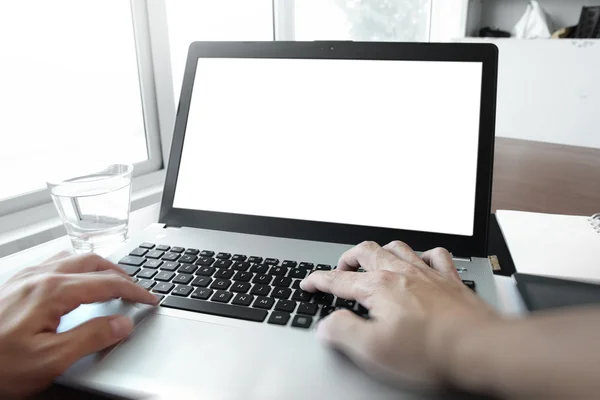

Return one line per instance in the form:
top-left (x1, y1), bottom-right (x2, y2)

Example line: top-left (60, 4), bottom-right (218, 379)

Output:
top-left (47, 164), bottom-right (133, 253)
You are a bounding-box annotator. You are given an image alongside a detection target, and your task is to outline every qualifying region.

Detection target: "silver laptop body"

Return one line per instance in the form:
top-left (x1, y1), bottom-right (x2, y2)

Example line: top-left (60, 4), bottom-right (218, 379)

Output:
top-left (59, 41), bottom-right (499, 399)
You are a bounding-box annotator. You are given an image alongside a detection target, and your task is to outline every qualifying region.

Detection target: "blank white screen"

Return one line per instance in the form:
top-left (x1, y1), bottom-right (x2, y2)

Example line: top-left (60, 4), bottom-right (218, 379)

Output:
top-left (173, 58), bottom-right (483, 236)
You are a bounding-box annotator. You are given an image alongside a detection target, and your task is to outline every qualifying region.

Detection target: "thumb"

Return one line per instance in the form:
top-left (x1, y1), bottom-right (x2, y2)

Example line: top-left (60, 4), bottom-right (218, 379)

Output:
top-left (58, 315), bottom-right (133, 365)
top-left (317, 309), bottom-right (374, 359)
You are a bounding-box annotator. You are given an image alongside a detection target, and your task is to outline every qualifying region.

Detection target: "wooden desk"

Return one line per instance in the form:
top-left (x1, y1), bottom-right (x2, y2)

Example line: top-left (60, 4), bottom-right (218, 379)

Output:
top-left (492, 138), bottom-right (600, 216)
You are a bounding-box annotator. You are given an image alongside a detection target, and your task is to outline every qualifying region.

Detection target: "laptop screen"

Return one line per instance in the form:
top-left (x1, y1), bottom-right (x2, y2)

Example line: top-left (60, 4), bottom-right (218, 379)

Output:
top-left (172, 57), bottom-right (483, 237)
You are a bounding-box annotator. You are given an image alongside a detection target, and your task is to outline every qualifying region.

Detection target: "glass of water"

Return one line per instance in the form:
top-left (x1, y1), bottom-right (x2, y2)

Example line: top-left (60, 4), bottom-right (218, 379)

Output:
top-left (47, 164), bottom-right (133, 253)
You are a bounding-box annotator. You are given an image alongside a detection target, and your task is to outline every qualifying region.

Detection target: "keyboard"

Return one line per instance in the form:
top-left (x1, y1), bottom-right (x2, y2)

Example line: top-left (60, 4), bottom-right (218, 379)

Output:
top-left (118, 242), bottom-right (476, 329)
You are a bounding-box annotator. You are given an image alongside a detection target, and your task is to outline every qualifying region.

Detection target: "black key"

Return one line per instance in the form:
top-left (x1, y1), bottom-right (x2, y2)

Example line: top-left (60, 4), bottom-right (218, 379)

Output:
top-left (173, 274), bottom-right (193, 285)
top-left (250, 264), bottom-right (269, 274)
top-left (196, 266), bottom-right (216, 276)
top-left (191, 276), bottom-right (212, 287)
top-left (297, 302), bottom-right (318, 316)
top-left (185, 248), bottom-right (199, 255)
top-left (335, 298), bottom-right (356, 309)
top-left (268, 311), bottom-right (290, 325)
top-left (288, 268), bottom-right (307, 279)
top-left (216, 252), bottom-right (231, 260)
top-left (215, 269), bottom-right (234, 279)
top-left (248, 256), bottom-right (263, 264)
top-left (137, 279), bottom-right (156, 290)
top-left (156, 244), bottom-right (170, 252)
top-left (357, 304), bottom-right (369, 316)
top-left (463, 280), bottom-right (476, 291)
top-left (250, 284), bottom-right (271, 296)
top-left (253, 296), bottom-right (275, 310)
top-left (314, 292), bottom-right (334, 305)
top-left (282, 260), bottom-right (297, 268)
top-left (232, 261), bottom-right (251, 271)
top-left (292, 289), bottom-right (313, 302)
top-left (154, 294), bottom-right (165, 303)
top-left (191, 288), bottom-right (213, 300)
top-left (231, 282), bottom-right (251, 293)
top-left (252, 274), bottom-right (272, 285)
top-left (316, 264), bottom-right (332, 271)
top-left (171, 246), bottom-right (185, 253)
top-left (233, 271), bottom-right (252, 282)
top-left (162, 252), bottom-right (180, 262)
top-left (299, 262), bottom-right (314, 270)
top-left (200, 250), bottom-right (215, 257)
top-left (137, 269), bottom-right (157, 279)
top-left (146, 250), bottom-right (165, 259)
top-left (320, 305), bottom-right (335, 318)
top-left (144, 259), bottom-right (163, 269)
top-left (275, 299), bottom-right (296, 313)
top-left (269, 266), bottom-right (287, 276)
top-left (292, 315), bottom-right (313, 329)
top-left (264, 258), bottom-right (279, 265)
top-left (155, 271), bottom-right (176, 282)
top-left (271, 287), bottom-right (291, 299)
top-left (232, 293), bottom-right (254, 306)
top-left (232, 254), bottom-right (247, 262)
top-left (139, 242), bottom-right (155, 249)
top-left (129, 248), bottom-right (148, 257)
top-left (179, 254), bottom-right (197, 264)
top-left (272, 276), bottom-right (292, 287)
top-left (212, 290), bottom-right (233, 303)
top-left (162, 296), bottom-right (267, 322)
top-left (291, 280), bottom-right (302, 289)
top-left (119, 265), bottom-right (140, 277)
top-left (210, 279), bottom-right (232, 290)
top-left (119, 256), bottom-right (145, 267)
top-left (160, 262), bottom-right (180, 271)
top-left (178, 264), bottom-right (198, 274)
top-left (172, 285), bottom-right (193, 297)
top-left (196, 257), bottom-right (215, 266)
top-left (153, 282), bottom-right (174, 294)
top-left (214, 259), bottom-right (233, 269)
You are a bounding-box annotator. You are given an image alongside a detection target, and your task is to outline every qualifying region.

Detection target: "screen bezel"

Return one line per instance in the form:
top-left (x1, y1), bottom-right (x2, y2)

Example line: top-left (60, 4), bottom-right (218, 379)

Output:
top-left (159, 41), bottom-right (498, 257)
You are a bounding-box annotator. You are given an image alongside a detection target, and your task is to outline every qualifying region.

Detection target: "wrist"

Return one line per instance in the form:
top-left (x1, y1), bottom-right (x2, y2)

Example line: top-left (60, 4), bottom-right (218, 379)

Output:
top-left (430, 310), bottom-right (508, 395)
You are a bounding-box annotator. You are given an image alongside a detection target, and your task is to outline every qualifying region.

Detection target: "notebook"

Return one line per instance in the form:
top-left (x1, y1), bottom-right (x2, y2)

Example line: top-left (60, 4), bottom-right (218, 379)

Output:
top-left (496, 210), bottom-right (600, 283)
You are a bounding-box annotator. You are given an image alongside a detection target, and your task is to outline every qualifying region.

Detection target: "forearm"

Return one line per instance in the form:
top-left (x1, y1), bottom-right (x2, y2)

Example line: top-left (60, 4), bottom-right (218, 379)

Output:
top-left (447, 307), bottom-right (600, 399)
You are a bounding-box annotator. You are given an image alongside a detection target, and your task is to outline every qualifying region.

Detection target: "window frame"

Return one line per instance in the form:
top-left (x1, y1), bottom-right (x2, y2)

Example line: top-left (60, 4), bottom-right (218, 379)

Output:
top-left (0, 0), bottom-right (171, 222)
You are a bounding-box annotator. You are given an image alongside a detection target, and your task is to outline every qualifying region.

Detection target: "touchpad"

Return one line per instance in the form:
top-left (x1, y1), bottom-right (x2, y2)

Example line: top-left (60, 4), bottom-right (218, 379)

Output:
top-left (95, 314), bottom-right (409, 399)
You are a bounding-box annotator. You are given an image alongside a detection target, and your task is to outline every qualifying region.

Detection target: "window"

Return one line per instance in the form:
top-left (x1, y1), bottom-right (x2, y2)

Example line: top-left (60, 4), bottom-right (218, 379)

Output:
top-left (294, 0), bottom-right (432, 42)
top-left (165, 0), bottom-right (273, 98)
top-left (0, 0), bottom-right (160, 204)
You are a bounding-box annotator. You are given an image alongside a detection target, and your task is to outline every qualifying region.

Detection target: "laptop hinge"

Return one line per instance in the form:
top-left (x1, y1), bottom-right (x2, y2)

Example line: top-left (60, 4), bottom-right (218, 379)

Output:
top-left (452, 256), bottom-right (472, 262)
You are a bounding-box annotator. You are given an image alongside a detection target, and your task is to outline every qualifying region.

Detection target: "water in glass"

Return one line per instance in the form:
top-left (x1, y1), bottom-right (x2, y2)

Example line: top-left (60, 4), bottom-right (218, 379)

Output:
top-left (47, 164), bottom-right (133, 253)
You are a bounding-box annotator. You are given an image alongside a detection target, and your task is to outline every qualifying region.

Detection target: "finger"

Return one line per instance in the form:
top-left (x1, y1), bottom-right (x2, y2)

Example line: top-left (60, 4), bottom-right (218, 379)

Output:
top-left (41, 250), bottom-right (75, 265)
top-left (421, 247), bottom-right (461, 281)
top-left (301, 270), bottom-right (374, 305)
top-left (55, 315), bottom-right (134, 368)
top-left (317, 309), bottom-right (378, 368)
top-left (337, 241), bottom-right (399, 272)
top-left (49, 273), bottom-right (158, 314)
top-left (382, 241), bottom-right (429, 270)
top-left (46, 253), bottom-right (130, 276)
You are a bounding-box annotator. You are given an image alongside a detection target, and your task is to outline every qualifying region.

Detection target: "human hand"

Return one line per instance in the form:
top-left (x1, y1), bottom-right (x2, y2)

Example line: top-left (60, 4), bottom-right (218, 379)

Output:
top-left (0, 253), bottom-right (158, 397)
top-left (300, 241), bottom-right (501, 387)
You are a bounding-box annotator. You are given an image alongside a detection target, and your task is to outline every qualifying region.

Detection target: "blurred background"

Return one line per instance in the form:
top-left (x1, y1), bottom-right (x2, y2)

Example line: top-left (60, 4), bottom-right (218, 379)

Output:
top-left (1, 0), bottom-right (599, 257)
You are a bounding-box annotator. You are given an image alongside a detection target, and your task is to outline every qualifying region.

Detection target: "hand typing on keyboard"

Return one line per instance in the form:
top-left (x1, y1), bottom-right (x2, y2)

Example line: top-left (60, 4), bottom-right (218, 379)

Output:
top-left (300, 240), bottom-right (499, 388)
top-left (0, 252), bottom-right (158, 398)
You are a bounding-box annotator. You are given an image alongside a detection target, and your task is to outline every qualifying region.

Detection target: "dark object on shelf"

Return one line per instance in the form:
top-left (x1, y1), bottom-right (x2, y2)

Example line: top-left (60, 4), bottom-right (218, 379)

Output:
top-left (552, 26), bottom-right (577, 39)
top-left (479, 27), bottom-right (511, 38)
top-left (574, 6), bottom-right (600, 38)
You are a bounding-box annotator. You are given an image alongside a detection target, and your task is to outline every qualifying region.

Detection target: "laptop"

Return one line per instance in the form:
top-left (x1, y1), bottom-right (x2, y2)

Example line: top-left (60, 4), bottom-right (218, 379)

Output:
top-left (58, 41), bottom-right (499, 399)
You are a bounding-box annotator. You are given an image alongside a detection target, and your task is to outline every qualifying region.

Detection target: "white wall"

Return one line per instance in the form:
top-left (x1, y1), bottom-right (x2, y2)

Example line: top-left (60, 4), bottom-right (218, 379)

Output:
top-left (457, 38), bottom-right (600, 149)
